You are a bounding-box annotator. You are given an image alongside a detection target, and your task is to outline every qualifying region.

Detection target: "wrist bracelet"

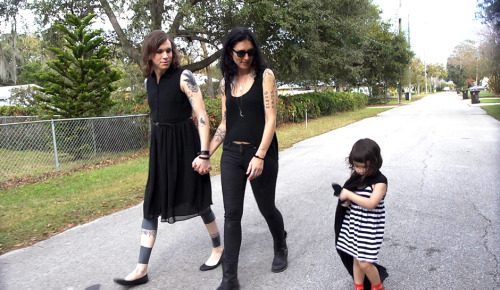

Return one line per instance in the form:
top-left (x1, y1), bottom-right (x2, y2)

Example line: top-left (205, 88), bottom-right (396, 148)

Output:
top-left (199, 155), bottom-right (210, 160)
top-left (254, 155), bottom-right (264, 160)
top-left (198, 150), bottom-right (209, 156)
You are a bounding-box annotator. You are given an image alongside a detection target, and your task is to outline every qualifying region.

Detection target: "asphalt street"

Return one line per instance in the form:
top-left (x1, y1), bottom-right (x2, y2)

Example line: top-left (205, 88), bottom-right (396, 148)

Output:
top-left (0, 92), bottom-right (499, 289)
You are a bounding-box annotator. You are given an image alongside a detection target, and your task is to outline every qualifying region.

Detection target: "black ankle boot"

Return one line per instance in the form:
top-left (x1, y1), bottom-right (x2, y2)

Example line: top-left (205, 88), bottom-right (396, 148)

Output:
top-left (217, 261), bottom-right (240, 290)
top-left (272, 231), bottom-right (288, 273)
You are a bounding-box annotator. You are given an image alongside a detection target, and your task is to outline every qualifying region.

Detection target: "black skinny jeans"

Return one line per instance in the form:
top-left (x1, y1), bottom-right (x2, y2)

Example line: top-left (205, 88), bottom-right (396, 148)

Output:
top-left (220, 143), bottom-right (285, 264)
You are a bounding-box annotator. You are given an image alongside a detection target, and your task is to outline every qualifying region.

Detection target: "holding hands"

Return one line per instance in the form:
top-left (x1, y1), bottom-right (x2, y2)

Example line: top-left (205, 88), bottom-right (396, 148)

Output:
top-left (192, 154), bottom-right (211, 175)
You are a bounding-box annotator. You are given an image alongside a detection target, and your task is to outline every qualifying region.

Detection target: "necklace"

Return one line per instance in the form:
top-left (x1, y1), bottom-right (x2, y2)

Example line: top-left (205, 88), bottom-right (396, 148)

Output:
top-left (234, 75), bottom-right (250, 117)
top-left (236, 95), bottom-right (244, 117)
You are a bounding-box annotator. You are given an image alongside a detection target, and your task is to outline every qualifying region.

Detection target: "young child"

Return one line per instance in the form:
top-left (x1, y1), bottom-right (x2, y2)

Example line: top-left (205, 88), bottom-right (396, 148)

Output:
top-left (332, 138), bottom-right (388, 290)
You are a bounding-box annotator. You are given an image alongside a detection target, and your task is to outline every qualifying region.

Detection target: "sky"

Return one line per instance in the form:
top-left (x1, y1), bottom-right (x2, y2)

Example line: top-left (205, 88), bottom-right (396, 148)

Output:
top-left (371, 0), bottom-right (486, 66)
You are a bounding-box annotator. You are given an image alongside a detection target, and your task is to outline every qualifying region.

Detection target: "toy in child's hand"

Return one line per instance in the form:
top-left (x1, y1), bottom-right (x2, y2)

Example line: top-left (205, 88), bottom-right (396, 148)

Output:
top-left (331, 183), bottom-right (342, 197)
top-left (332, 183), bottom-right (349, 205)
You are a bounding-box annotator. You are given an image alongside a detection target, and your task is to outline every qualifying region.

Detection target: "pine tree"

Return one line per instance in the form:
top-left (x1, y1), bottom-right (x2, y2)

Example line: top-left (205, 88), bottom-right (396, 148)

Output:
top-left (36, 13), bottom-right (121, 118)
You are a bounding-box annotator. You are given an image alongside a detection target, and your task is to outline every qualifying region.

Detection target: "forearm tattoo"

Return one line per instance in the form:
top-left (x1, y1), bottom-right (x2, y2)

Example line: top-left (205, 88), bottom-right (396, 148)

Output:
top-left (199, 116), bottom-right (207, 127)
top-left (141, 229), bottom-right (157, 237)
top-left (182, 70), bottom-right (199, 93)
top-left (215, 127), bottom-right (226, 142)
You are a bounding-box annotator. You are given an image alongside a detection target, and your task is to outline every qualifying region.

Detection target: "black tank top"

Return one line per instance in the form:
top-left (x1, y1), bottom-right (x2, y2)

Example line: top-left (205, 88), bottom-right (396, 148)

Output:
top-left (147, 67), bottom-right (191, 123)
top-left (225, 70), bottom-right (278, 159)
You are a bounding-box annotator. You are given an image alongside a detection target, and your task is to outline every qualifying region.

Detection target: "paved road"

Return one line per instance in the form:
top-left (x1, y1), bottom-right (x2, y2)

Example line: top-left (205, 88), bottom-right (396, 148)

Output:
top-left (1, 92), bottom-right (499, 290)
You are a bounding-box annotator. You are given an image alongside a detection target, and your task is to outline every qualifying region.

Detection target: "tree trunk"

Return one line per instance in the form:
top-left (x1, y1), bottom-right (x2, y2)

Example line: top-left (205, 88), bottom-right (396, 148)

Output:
top-left (200, 42), bottom-right (214, 98)
top-left (12, 18), bottom-right (17, 85)
top-left (99, 0), bottom-right (219, 73)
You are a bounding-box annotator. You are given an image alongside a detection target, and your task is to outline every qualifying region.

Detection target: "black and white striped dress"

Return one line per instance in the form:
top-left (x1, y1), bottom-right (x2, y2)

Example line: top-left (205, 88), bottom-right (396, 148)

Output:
top-left (336, 175), bottom-right (387, 263)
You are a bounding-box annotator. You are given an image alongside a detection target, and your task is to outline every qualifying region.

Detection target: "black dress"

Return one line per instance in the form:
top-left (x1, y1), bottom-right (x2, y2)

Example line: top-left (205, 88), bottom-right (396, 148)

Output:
top-left (143, 67), bottom-right (212, 223)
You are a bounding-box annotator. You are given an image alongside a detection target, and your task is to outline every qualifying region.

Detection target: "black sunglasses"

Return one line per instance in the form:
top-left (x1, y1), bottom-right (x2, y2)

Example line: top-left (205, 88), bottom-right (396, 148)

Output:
top-left (232, 48), bottom-right (256, 58)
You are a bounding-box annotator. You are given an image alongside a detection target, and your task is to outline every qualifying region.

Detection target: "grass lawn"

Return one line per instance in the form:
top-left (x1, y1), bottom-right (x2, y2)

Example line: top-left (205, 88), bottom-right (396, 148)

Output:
top-left (385, 93), bottom-right (427, 105)
top-left (0, 149), bottom-right (148, 182)
top-left (0, 107), bottom-right (390, 254)
top-left (0, 157), bottom-right (147, 253)
top-left (479, 91), bottom-right (497, 97)
top-left (481, 105), bottom-right (500, 121)
top-left (478, 98), bottom-right (500, 103)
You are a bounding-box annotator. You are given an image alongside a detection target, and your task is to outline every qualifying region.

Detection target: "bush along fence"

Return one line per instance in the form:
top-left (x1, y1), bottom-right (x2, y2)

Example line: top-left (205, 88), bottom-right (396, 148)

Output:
top-left (1, 90), bottom-right (366, 183)
top-left (0, 114), bottom-right (150, 182)
top-left (203, 90), bottom-right (368, 136)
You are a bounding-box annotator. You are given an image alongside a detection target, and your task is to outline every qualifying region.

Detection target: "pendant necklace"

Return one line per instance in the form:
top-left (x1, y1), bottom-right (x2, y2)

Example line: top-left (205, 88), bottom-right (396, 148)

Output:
top-left (235, 75), bottom-right (249, 117)
top-left (236, 96), bottom-right (244, 117)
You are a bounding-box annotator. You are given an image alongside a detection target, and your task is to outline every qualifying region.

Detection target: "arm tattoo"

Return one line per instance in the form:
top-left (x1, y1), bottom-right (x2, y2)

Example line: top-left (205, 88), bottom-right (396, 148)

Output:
top-left (141, 229), bottom-right (157, 237)
top-left (264, 90), bottom-right (270, 109)
top-left (217, 86), bottom-right (224, 97)
top-left (271, 89), bottom-right (276, 109)
top-left (215, 127), bottom-right (226, 142)
top-left (182, 70), bottom-right (199, 93)
top-left (263, 69), bottom-right (276, 109)
top-left (199, 116), bottom-right (206, 126)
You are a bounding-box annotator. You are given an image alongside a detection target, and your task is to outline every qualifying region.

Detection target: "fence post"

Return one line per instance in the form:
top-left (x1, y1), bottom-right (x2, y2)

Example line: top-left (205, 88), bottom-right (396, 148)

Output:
top-left (51, 119), bottom-right (60, 172)
top-left (91, 118), bottom-right (97, 158)
top-left (305, 109), bottom-right (308, 129)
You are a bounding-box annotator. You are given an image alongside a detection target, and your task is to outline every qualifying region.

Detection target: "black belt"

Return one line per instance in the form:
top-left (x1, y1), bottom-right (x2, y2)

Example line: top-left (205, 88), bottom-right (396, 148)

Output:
top-left (153, 117), bottom-right (192, 126)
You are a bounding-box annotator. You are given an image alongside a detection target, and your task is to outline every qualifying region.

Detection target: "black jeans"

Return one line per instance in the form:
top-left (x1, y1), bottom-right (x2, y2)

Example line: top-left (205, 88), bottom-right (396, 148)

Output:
top-left (220, 143), bottom-right (285, 264)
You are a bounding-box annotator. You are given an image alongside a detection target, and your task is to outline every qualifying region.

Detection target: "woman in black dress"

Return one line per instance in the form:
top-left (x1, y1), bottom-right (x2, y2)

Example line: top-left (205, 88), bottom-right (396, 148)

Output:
top-left (113, 30), bottom-right (223, 286)
top-left (208, 27), bottom-right (288, 290)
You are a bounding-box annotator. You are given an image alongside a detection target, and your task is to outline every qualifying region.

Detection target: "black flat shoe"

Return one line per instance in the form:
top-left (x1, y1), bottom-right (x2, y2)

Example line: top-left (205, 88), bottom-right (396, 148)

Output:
top-left (113, 274), bottom-right (149, 286)
top-left (199, 253), bottom-right (223, 271)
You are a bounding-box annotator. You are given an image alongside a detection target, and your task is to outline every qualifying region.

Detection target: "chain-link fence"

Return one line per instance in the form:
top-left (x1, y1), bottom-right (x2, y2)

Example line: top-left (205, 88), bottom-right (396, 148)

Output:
top-left (0, 114), bottom-right (150, 182)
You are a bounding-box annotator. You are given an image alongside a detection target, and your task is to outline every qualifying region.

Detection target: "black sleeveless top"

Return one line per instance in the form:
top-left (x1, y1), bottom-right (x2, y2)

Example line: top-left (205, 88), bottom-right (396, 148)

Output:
top-left (224, 70), bottom-right (278, 159)
top-left (147, 67), bottom-right (191, 123)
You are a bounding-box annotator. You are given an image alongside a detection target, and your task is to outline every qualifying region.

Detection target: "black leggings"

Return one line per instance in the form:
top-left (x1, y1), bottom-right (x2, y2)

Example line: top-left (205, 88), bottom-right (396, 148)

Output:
top-left (220, 143), bottom-right (285, 264)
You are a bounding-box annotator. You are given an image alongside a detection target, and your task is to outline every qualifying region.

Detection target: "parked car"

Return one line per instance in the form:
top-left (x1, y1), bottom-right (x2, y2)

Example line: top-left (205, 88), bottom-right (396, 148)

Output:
top-left (469, 85), bottom-right (487, 91)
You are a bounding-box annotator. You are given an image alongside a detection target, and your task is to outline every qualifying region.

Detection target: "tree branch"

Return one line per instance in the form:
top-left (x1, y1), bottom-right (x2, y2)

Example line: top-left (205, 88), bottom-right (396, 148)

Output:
top-left (99, 0), bottom-right (141, 66)
top-left (170, 0), bottom-right (204, 36)
top-left (184, 49), bottom-right (222, 73)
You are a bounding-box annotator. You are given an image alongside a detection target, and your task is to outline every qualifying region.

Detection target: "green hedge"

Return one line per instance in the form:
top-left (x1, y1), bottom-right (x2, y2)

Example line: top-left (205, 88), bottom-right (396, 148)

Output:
top-left (0, 105), bottom-right (39, 116)
top-left (2, 90), bottom-right (367, 137)
top-left (203, 90), bottom-right (367, 136)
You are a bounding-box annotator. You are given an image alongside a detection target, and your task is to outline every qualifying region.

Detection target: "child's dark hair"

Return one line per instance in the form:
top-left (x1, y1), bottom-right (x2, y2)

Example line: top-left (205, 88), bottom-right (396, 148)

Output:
top-left (348, 138), bottom-right (383, 178)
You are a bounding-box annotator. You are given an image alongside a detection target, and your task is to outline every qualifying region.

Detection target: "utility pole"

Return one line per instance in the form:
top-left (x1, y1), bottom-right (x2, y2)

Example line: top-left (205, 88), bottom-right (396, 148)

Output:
top-left (397, 0), bottom-right (403, 104)
top-left (424, 57), bottom-right (428, 94)
top-left (408, 14), bottom-right (411, 100)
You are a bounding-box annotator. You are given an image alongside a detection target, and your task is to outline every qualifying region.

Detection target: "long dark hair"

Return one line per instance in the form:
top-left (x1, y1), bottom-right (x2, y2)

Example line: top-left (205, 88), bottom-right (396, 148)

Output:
top-left (220, 27), bottom-right (266, 86)
top-left (348, 138), bottom-right (383, 179)
top-left (141, 30), bottom-right (181, 77)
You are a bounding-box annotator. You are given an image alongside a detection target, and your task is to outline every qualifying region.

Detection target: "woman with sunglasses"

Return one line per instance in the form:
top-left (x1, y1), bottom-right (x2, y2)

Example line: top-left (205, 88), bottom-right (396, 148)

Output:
top-left (113, 30), bottom-right (223, 286)
top-left (208, 27), bottom-right (288, 290)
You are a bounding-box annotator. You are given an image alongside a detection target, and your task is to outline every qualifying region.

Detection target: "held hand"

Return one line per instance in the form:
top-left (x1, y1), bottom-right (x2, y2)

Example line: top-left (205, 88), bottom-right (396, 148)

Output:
top-left (246, 157), bottom-right (264, 181)
top-left (339, 189), bottom-right (349, 200)
top-left (192, 157), bottom-right (212, 175)
top-left (339, 189), bottom-right (350, 207)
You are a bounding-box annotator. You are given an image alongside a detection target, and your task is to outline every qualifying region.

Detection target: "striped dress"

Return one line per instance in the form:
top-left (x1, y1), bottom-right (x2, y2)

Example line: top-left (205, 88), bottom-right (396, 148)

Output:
top-left (336, 175), bottom-right (387, 263)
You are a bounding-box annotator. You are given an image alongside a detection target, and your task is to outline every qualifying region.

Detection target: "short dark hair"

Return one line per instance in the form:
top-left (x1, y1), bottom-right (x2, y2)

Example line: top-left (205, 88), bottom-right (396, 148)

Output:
top-left (141, 30), bottom-right (180, 77)
top-left (348, 138), bottom-right (383, 177)
top-left (220, 27), bottom-right (266, 86)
